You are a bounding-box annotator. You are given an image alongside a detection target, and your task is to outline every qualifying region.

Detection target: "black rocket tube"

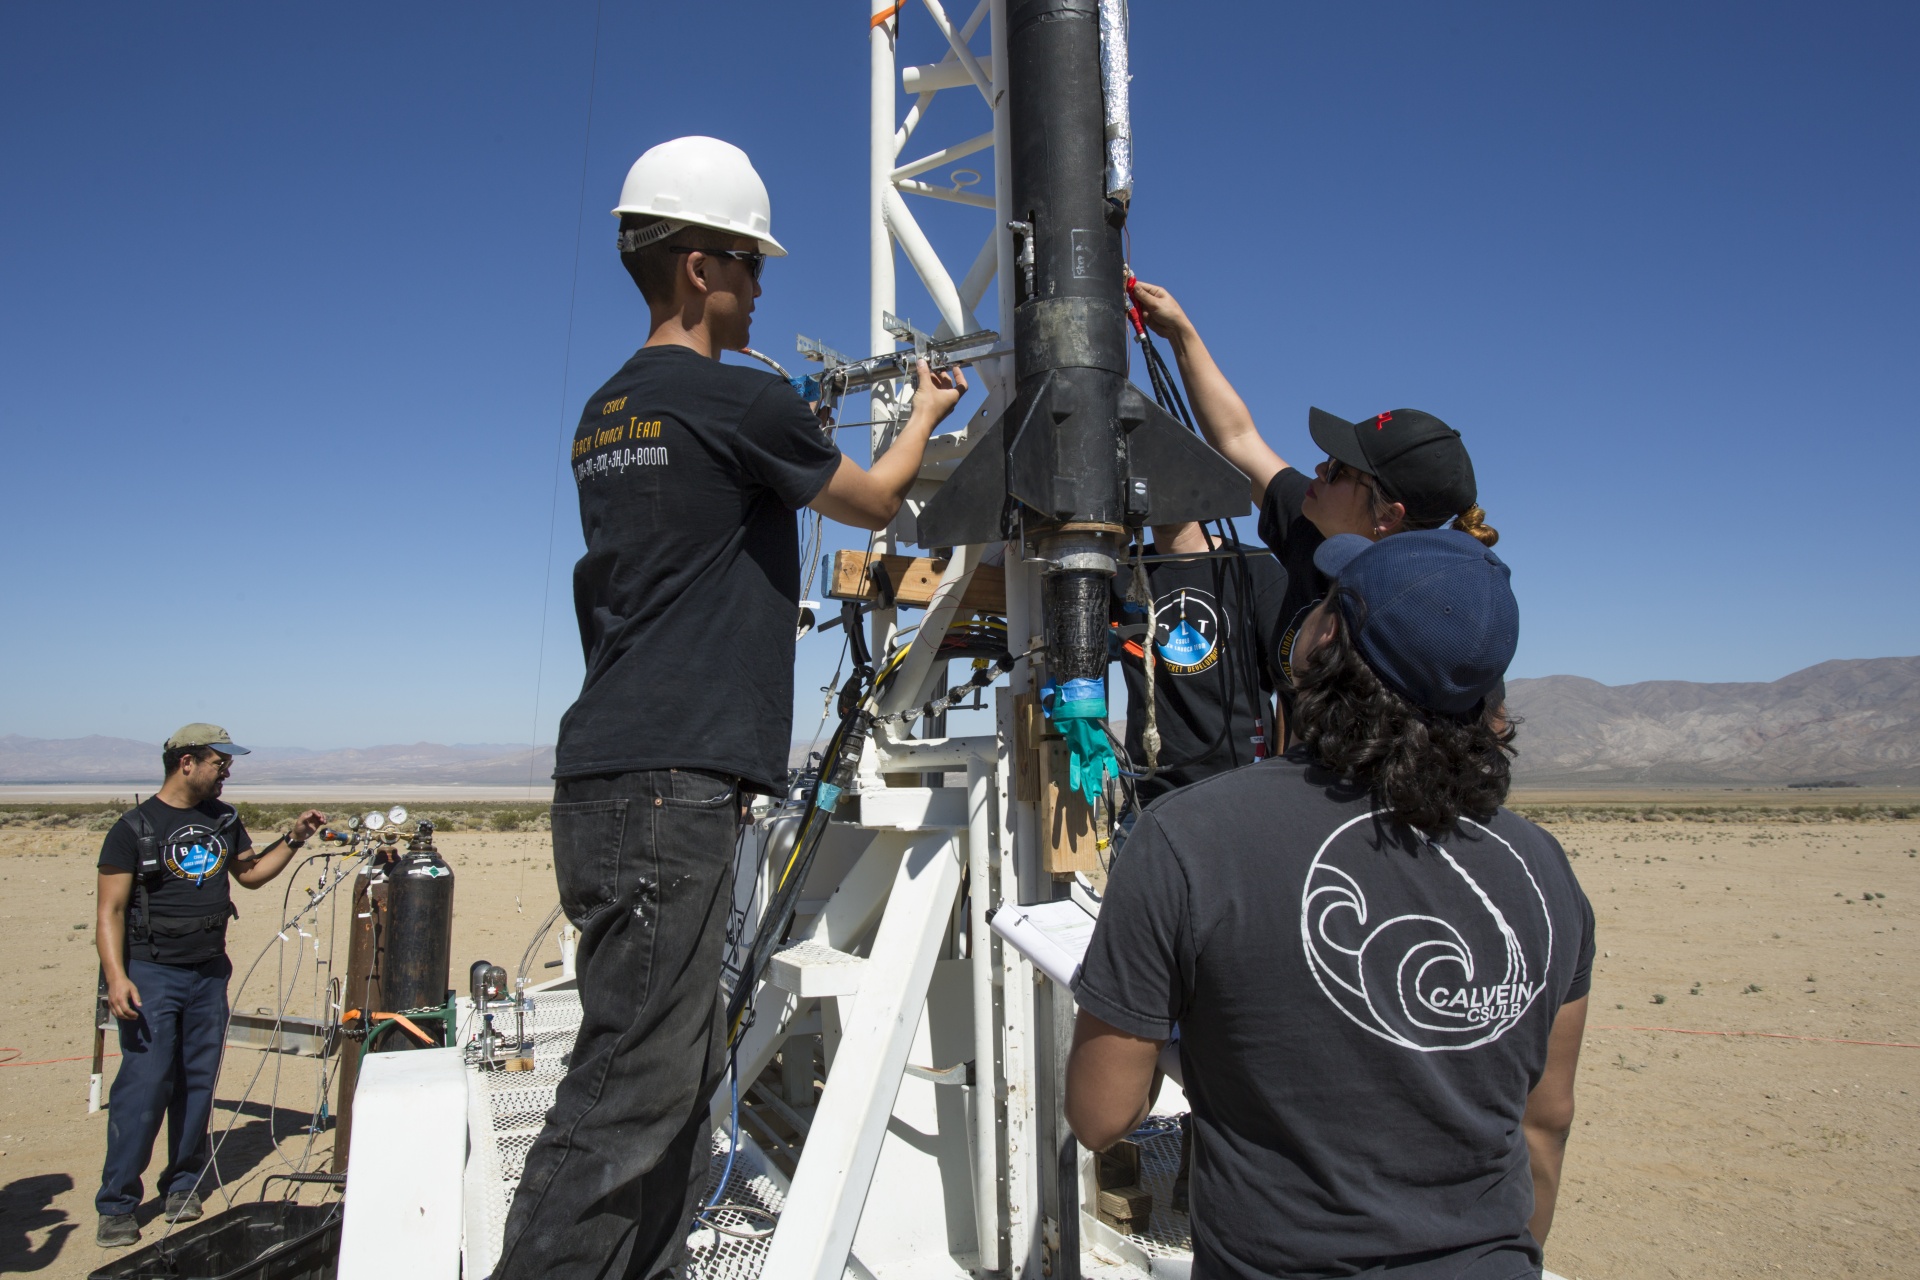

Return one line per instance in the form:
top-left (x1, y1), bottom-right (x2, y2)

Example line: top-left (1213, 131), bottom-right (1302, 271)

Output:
top-left (916, 0), bottom-right (1248, 641)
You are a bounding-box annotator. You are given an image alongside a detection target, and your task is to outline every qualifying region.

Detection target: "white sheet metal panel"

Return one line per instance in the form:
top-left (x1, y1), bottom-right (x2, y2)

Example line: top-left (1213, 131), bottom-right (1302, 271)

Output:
top-left (338, 1046), bottom-right (467, 1280)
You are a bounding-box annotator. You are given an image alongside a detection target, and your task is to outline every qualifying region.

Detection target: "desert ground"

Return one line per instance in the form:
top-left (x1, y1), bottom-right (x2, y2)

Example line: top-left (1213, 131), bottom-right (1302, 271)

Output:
top-left (0, 801), bottom-right (1913, 1278)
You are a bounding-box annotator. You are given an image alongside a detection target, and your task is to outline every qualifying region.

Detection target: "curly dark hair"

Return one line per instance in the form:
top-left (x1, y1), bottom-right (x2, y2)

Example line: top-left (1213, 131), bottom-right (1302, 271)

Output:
top-left (1293, 586), bottom-right (1516, 834)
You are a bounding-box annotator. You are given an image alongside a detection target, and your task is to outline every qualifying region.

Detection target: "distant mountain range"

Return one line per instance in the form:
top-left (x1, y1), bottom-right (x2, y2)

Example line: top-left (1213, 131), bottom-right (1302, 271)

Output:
top-left (1505, 656), bottom-right (1920, 787)
top-left (6, 658), bottom-right (1915, 789)
top-left (0, 736), bottom-right (554, 787)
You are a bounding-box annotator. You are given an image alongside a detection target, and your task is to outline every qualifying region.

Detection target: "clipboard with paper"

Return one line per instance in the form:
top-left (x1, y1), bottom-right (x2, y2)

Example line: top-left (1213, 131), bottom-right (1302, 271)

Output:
top-left (988, 896), bottom-right (1185, 1086)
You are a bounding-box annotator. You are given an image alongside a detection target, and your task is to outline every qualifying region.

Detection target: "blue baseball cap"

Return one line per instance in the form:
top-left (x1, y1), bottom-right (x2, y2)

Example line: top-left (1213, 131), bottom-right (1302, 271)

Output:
top-left (1312, 530), bottom-right (1518, 715)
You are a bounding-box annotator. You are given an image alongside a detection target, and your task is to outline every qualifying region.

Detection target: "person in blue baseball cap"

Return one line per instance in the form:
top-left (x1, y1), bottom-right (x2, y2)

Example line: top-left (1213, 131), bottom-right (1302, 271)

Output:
top-left (1067, 530), bottom-right (1593, 1280)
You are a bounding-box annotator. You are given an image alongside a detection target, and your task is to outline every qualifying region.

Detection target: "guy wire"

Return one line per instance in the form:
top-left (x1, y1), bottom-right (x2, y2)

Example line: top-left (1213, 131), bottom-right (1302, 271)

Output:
top-left (521, 0), bottom-right (607, 913)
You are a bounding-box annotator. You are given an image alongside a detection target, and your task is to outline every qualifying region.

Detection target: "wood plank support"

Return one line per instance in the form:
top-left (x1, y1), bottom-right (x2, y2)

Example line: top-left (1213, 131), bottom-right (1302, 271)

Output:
top-left (1016, 692), bottom-right (1101, 878)
top-left (829, 550), bottom-right (1006, 612)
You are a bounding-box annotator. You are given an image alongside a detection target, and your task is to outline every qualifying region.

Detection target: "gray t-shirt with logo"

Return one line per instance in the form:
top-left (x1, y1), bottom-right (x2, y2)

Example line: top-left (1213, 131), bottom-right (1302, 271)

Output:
top-left (1075, 750), bottom-right (1594, 1278)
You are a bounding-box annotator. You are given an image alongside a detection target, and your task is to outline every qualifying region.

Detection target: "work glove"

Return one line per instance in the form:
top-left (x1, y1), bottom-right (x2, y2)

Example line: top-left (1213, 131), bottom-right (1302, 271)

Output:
top-left (1047, 677), bottom-right (1119, 808)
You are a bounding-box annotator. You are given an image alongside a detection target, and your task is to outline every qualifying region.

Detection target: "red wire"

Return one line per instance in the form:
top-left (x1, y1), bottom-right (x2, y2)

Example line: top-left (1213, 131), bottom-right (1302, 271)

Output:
top-left (0, 1049), bottom-right (121, 1068)
top-left (1593, 1025), bottom-right (1920, 1050)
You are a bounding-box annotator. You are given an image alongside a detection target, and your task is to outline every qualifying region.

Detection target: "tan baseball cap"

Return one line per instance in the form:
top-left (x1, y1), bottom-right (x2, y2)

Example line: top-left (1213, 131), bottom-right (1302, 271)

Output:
top-left (164, 723), bottom-right (251, 755)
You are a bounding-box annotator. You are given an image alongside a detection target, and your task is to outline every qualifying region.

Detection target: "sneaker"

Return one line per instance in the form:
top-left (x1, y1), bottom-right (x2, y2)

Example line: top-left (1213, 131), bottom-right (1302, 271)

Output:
top-left (164, 1191), bottom-right (204, 1222)
top-left (96, 1214), bottom-right (140, 1247)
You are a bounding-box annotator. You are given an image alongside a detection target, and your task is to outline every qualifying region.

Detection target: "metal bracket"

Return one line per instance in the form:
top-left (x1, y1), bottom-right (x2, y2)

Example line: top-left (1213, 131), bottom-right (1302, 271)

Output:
top-left (883, 310), bottom-right (934, 356)
top-left (903, 1059), bottom-right (974, 1087)
top-left (798, 333), bottom-right (852, 368)
top-left (1008, 220), bottom-right (1036, 302)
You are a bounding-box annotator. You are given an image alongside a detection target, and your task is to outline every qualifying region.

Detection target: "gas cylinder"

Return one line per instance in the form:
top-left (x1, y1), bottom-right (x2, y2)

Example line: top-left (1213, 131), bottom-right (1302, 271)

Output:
top-left (331, 821), bottom-right (455, 1172)
top-left (382, 824), bottom-right (455, 1016)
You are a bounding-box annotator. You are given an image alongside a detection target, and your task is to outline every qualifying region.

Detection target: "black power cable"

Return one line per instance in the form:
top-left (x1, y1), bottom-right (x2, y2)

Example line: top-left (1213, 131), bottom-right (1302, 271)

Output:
top-left (1122, 276), bottom-right (1277, 785)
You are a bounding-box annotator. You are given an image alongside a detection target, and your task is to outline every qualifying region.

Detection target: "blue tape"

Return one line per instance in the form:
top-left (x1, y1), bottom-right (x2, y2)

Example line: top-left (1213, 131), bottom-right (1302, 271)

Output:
top-left (815, 781), bottom-right (844, 813)
top-left (1050, 676), bottom-right (1107, 721)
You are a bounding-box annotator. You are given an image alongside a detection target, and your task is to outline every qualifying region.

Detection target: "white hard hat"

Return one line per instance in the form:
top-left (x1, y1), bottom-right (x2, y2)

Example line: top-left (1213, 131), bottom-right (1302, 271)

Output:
top-left (612, 136), bottom-right (787, 257)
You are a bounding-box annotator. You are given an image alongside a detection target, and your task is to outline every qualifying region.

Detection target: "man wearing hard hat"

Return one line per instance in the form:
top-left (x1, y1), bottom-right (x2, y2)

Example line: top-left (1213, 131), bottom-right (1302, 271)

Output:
top-left (495, 137), bottom-right (966, 1280)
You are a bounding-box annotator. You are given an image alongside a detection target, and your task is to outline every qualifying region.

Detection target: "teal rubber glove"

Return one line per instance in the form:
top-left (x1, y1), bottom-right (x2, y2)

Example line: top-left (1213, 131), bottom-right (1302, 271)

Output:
top-left (1049, 678), bottom-right (1118, 808)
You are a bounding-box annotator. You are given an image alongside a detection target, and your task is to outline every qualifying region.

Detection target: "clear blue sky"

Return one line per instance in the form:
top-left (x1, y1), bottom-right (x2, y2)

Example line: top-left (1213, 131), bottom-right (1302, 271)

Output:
top-left (3, 2), bottom-right (1914, 751)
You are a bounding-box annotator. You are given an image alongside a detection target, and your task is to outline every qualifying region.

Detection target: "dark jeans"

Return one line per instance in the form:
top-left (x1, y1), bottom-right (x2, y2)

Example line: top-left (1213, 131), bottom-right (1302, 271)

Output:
top-left (495, 768), bottom-right (739, 1280)
top-left (97, 955), bottom-right (230, 1216)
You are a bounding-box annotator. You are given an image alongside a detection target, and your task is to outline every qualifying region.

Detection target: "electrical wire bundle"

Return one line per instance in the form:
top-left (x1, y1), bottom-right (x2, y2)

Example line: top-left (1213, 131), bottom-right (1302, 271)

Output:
top-left (1112, 268), bottom-right (1276, 807)
top-left (154, 839), bottom-right (372, 1242)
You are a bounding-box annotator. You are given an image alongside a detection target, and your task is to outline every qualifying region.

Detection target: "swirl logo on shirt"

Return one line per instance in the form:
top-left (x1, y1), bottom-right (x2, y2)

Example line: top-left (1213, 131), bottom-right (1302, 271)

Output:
top-left (1118, 586), bottom-right (1228, 676)
top-left (163, 825), bottom-right (229, 886)
top-left (1300, 812), bottom-right (1552, 1052)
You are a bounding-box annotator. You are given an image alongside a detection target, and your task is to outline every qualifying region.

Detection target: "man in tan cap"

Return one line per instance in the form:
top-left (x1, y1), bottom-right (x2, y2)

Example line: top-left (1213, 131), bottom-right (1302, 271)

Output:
top-left (92, 724), bottom-right (326, 1248)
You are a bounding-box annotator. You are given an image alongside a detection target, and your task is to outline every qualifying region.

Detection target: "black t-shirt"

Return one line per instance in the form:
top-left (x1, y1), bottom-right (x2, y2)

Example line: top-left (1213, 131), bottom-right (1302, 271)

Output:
top-left (1256, 467), bottom-right (1327, 668)
top-left (98, 797), bottom-right (252, 963)
top-left (554, 345), bottom-right (841, 792)
top-left (1109, 545), bottom-right (1289, 803)
top-left (1076, 751), bottom-right (1595, 1279)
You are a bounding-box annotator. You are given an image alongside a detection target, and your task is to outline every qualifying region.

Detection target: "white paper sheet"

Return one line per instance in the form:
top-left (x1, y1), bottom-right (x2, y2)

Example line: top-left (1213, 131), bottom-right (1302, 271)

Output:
top-left (988, 899), bottom-right (1099, 989)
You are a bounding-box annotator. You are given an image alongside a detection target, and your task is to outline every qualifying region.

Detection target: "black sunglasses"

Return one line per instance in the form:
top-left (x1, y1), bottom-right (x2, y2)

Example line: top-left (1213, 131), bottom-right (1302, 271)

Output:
top-left (669, 246), bottom-right (766, 283)
top-left (1325, 457), bottom-right (1367, 486)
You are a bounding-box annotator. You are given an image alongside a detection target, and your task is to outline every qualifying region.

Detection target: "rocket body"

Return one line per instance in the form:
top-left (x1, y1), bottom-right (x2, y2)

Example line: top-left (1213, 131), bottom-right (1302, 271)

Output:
top-left (1006, 0), bottom-right (1129, 534)
top-left (915, 0), bottom-right (1246, 684)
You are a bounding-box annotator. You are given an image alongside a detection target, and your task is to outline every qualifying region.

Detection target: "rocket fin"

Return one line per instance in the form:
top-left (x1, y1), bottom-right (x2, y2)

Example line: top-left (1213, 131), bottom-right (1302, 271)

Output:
top-left (914, 370), bottom-right (1057, 548)
top-left (913, 416), bottom-right (1008, 548)
top-left (1003, 370), bottom-right (1062, 517)
top-left (1119, 382), bottom-right (1250, 525)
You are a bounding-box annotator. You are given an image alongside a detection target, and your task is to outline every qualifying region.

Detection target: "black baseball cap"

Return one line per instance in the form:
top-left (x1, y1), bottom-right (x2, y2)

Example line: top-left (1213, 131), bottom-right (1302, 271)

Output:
top-left (1313, 530), bottom-right (1518, 715)
top-left (1308, 407), bottom-right (1477, 524)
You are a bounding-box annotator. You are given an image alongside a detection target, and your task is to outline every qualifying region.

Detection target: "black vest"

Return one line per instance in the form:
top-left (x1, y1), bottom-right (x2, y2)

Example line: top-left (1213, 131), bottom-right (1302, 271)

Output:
top-left (123, 805), bottom-right (238, 966)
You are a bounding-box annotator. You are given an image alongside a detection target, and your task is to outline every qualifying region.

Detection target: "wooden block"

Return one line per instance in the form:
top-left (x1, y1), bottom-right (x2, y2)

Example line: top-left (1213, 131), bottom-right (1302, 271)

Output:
top-left (1012, 692), bottom-right (1040, 804)
top-left (1096, 1184), bottom-right (1154, 1226)
top-left (503, 1057), bottom-right (535, 1072)
top-left (1039, 739), bottom-right (1101, 878)
top-left (1096, 1140), bottom-right (1142, 1190)
top-left (828, 550), bottom-right (1006, 612)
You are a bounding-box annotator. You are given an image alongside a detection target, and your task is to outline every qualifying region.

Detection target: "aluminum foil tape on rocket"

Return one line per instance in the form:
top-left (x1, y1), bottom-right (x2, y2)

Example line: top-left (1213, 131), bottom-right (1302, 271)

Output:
top-left (1100, 0), bottom-right (1133, 203)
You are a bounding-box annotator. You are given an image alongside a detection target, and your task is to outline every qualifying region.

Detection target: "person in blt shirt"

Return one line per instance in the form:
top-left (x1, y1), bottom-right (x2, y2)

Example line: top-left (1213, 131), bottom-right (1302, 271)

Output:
top-left (495, 137), bottom-right (964, 1280)
top-left (1068, 531), bottom-right (1592, 1279)
top-left (94, 724), bottom-right (325, 1249)
top-left (1128, 281), bottom-right (1504, 739)
top-left (1109, 519), bottom-right (1288, 805)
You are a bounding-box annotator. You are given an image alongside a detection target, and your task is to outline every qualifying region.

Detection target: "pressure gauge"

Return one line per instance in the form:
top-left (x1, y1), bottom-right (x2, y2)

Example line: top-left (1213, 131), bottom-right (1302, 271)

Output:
top-left (347, 816), bottom-right (361, 831)
top-left (364, 810), bottom-right (386, 831)
top-left (388, 805), bottom-right (409, 827)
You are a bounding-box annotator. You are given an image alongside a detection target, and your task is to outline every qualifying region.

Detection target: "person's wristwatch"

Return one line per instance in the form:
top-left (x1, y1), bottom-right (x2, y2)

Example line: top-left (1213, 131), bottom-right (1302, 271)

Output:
top-left (284, 829), bottom-right (306, 850)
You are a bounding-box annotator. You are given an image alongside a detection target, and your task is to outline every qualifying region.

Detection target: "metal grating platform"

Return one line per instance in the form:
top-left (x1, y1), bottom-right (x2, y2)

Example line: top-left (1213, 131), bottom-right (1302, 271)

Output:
top-left (460, 986), bottom-right (1184, 1278)
top-left (462, 986), bottom-right (796, 1279)
top-left (1119, 1115), bottom-right (1194, 1259)
top-left (464, 987), bottom-right (589, 1275)
top-left (687, 1128), bottom-right (789, 1280)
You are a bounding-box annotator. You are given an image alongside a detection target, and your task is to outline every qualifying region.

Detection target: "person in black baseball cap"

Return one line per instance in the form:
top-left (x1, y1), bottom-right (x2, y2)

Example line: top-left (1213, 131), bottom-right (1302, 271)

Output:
top-left (1068, 530), bottom-right (1593, 1279)
top-left (1129, 281), bottom-right (1502, 739)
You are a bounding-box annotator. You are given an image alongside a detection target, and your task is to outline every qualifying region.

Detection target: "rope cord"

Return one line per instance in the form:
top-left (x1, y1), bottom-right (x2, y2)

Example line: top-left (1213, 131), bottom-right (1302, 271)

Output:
top-left (1127, 540), bottom-right (1160, 770)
